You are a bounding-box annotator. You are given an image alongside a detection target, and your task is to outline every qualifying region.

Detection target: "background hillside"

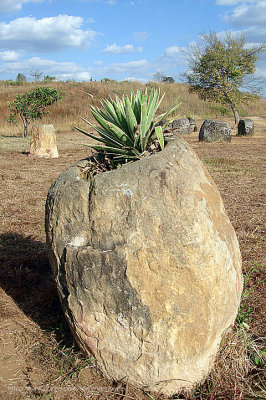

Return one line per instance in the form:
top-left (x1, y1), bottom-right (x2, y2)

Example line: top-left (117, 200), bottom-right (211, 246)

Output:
top-left (1, 81), bottom-right (266, 137)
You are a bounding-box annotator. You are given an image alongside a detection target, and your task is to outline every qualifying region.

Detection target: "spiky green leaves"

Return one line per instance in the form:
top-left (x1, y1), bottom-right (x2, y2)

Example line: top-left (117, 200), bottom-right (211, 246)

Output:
top-left (75, 88), bottom-right (180, 164)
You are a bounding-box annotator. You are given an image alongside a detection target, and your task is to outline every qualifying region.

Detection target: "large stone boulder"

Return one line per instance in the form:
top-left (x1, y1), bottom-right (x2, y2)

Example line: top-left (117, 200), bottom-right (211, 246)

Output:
top-left (237, 119), bottom-right (254, 136)
top-left (30, 124), bottom-right (59, 158)
top-left (171, 118), bottom-right (191, 135)
top-left (199, 119), bottom-right (232, 142)
top-left (45, 137), bottom-right (243, 396)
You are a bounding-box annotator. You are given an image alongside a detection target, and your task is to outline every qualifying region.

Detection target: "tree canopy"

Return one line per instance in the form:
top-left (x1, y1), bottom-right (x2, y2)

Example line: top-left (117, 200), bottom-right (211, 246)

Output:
top-left (7, 86), bottom-right (62, 138)
top-left (153, 72), bottom-right (175, 84)
top-left (16, 73), bottom-right (27, 82)
top-left (183, 32), bottom-right (265, 124)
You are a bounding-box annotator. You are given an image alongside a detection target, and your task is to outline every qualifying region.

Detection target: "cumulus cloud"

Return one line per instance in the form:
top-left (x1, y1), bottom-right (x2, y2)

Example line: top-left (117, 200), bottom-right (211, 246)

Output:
top-left (0, 50), bottom-right (20, 61)
top-left (164, 46), bottom-right (181, 57)
top-left (218, 1), bottom-right (266, 44)
top-left (103, 43), bottom-right (142, 54)
top-left (0, 0), bottom-right (44, 14)
top-left (223, 1), bottom-right (266, 27)
top-left (159, 45), bottom-right (186, 68)
top-left (0, 15), bottom-right (99, 52)
top-left (0, 56), bottom-right (92, 81)
top-left (98, 59), bottom-right (149, 75)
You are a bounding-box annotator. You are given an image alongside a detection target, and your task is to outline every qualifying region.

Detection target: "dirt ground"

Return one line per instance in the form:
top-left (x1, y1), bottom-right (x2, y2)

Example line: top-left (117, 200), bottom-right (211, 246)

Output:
top-left (0, 117), bottom-right (265, 400)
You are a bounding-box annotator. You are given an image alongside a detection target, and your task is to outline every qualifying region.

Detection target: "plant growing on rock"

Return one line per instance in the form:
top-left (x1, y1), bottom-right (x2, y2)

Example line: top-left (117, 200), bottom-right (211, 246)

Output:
top-left (7, 86), bottom-right (62, 138)
top-left (75, 87), bottom-right (180, 164)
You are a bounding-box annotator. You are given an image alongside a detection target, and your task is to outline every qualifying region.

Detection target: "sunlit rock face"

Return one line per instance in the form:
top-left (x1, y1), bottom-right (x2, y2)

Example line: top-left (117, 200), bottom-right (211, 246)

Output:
top-left (45, 137), bottom-right (243, 396)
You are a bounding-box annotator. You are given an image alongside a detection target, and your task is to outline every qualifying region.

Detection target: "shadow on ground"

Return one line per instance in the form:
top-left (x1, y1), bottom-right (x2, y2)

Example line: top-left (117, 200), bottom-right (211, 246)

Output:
top-left (0, 232), bottom-right (72, 343)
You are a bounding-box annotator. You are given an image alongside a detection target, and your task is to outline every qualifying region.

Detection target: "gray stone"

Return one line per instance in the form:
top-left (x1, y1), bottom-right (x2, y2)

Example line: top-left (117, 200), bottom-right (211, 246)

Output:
top-left (187, 117), bottom-right (196, 125)
top-left (199, 119), bottom-right (232, 143)
top-left (187, 117), bottom-right (197, 132)
top-left (45, 137), bottom-right (243, 396)
top-left (237, 119), bottom-right (254, 136)
top-left (170, 118), bottom-right (191, 135)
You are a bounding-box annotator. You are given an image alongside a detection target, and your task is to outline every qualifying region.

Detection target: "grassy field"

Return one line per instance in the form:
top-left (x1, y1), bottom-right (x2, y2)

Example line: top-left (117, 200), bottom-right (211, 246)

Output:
top-left (0, 81), bottom-right (265, 400)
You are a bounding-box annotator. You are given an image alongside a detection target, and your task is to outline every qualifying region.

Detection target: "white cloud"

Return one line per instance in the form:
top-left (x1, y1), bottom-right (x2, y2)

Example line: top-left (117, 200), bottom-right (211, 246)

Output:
top-left (0, 50), bottom-right (20, 61)
top-left (0, 15), bottom-right (99, 52)
top-left (160, 45), bottom-right (186, 67)
top-left (0, 56), bottom-right (92, 81)
top-left (0, 0), bottom-right (44, 14)
top-left (103, 43), bottom-right (142, 54)
top-left (223, 1), bottom-right (266, 27)
top-left (123, 77), bottom-right (147, 82)
top-left (134, 31), bottom-right (149, 42)
top-left (98, 59), bottom-right (149, 75)
top-left (255, 66), bottom-right (266, 79)
top-left (218, 1), bottom-right (266, 44)
top-left (164, 46), bottom-right (181, 57)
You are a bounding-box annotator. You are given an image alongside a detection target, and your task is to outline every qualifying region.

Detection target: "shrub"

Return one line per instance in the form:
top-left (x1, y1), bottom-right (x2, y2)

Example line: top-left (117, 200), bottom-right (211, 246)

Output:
top-left (7, 86), bottom-right (62, 138)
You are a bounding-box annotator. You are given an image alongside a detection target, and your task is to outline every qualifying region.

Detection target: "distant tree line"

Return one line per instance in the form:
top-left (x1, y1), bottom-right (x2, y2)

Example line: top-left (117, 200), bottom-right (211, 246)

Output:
top-left (15, 71), bottom-right (57, 83)
top-left (153, 72), bottom-right (175, 83)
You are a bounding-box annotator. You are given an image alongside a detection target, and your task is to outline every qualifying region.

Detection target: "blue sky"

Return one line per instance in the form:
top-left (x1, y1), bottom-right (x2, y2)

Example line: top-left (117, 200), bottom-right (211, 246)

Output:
top-left (0, 0), bottom-right (265, 85)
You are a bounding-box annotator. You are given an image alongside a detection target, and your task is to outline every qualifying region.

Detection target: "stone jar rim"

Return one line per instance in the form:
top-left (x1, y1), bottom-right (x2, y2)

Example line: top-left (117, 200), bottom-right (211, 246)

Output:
top-left (78, 136), bottom-right (180, 178)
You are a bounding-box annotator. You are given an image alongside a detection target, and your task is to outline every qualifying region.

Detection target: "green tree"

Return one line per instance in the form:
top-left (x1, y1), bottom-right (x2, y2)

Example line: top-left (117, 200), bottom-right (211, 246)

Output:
top-left (7, 87), bottom-right (62, 138)
top-left (30, 70), bottom-right (43, 82)
top-left (162, 76), bottom-right (175, 83)
top-left (183, 32), bottom-right (265, 124)
top-left (153, 72), bottom-right (174, 83)
top-left (43, 75), bottom-right (56, 83)
top-left (16, 73), bottom-right (27, 82)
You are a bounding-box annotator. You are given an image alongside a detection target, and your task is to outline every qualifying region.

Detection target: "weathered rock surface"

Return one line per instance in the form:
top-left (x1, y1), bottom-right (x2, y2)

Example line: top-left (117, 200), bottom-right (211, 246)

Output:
top-left (30, 124), bottom-right (59, 158)
top-left (238, 119), bottom-right (254, 136)
top-left (171, 118), bottom-right (191, 134)
top-left (199, 119), bottom-right (232, 142)
top-left (45, 137), bottom-right (243, 395)
top-left (187, 117), bottom-right (197, 132)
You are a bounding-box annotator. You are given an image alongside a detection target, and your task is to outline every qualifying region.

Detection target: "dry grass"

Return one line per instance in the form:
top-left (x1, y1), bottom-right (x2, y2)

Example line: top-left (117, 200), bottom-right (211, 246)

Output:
top-left (1, 81), bottom-right (266, 137)
top-left (0, 82), bottom-right (265, 400)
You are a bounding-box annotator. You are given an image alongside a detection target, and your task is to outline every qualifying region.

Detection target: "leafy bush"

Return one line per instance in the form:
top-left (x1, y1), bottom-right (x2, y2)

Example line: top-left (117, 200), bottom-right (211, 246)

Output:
top-left (7, 86), bottom-right (62, 138)
top-left (75, 87), bottom-right (180, 164)
top-left (210, 104), bottom-right (231, 116)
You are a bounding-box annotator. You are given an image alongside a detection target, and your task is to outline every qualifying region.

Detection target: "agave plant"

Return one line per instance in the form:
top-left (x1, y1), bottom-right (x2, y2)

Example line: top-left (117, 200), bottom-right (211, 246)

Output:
top-left (75, 87), bottom-right (180, 163)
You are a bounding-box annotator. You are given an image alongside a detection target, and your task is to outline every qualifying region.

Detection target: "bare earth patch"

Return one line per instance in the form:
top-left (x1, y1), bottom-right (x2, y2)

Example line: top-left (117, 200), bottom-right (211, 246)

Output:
top-left (0, 117), bottom-right (265, 400)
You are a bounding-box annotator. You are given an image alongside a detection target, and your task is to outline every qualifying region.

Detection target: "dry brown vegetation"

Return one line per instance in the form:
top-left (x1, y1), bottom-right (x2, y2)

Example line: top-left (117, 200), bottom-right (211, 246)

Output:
top-left (1, 80), bottom-right (266, 137)
top-left (0, 81), bottom-right (265, 400)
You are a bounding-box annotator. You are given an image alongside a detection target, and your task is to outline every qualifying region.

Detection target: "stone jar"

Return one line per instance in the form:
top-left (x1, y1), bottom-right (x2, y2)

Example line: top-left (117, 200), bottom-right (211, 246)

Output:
top-left (45, 137), bottom-right (243, 396)
top-left (171, 118), bottom-right (191, 135)
top-left (199, 119), bottom-right (232, 142)
top-left (30, 124), bottom-right (59, 158)
top-left (238, 119), bottom-right (254, 136)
